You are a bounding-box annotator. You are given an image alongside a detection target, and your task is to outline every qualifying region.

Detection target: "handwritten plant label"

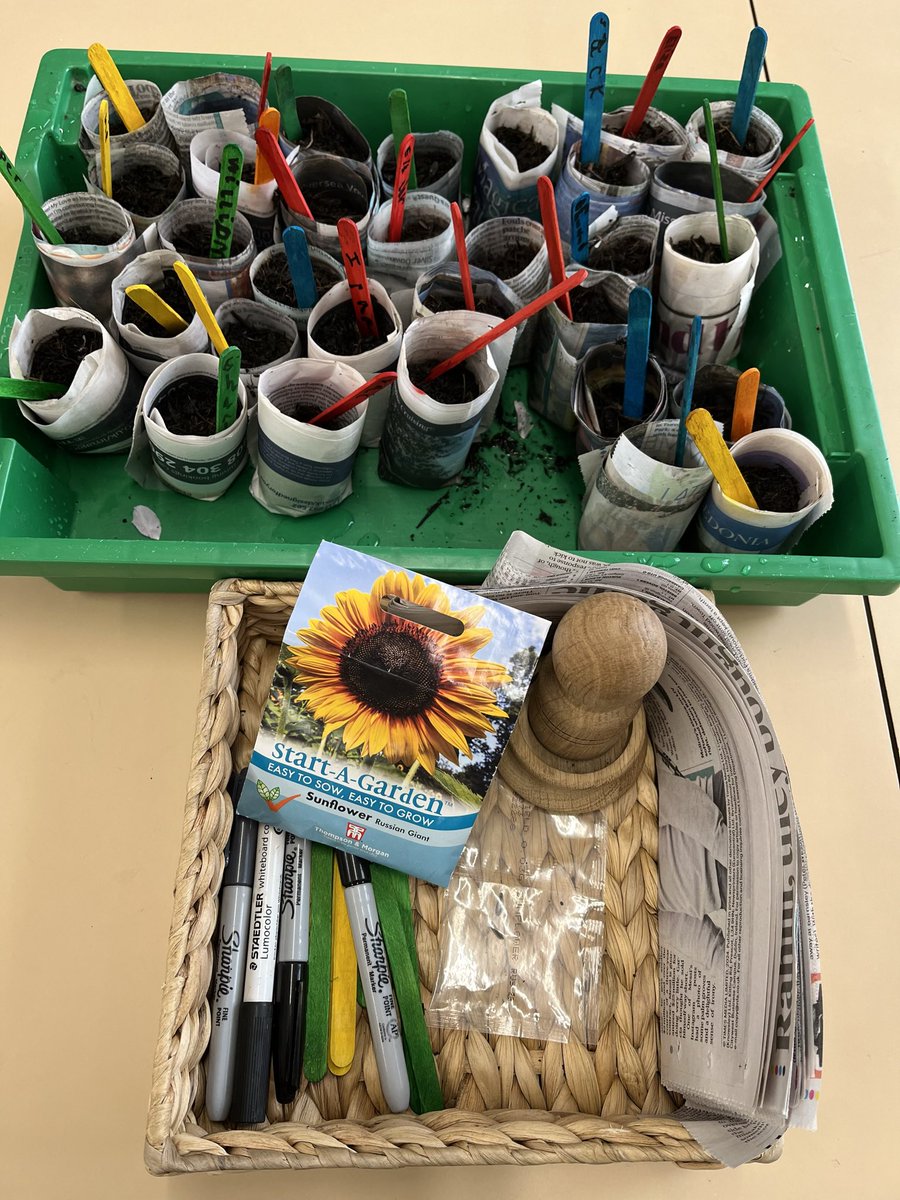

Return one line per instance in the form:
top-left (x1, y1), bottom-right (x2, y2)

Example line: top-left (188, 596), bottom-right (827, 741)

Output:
top-left (216, 344), bottom-right (242, 432)
top-left (570, 191), bottom-right (591, 265)
top-left (582, 11), bottom-right (610, 165)
top-left (210, 143), bottom-right (244, 260)
top-left (622, 26), bottom-right (682, 138)
top-left (337, 217), bottom-right (379, 340)
top-left (274, 64), bottom-right (302, 142)
top-left (450, 201), bottom-right (475, 310)
top-left (0, 145), bottom-right (63, 244)
top-left (388, 88), bottom-right (418, 190)
top-left (283, 225), bottom-right (319, 309)
top-left (388, 133), bottom-right (415, 242)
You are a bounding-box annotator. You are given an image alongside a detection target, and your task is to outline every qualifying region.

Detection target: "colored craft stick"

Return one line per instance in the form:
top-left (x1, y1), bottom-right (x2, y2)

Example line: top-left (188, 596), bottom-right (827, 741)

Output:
top-left (703, 99), bottom-right (730, 262)
top-left (283, 225), bottom-right (318, 309)
top-left (570, 191), bottom-right (591, 266)
top-left (255, 128), bottom-right (312, 219)
top-left (124, 284), bottom-right (189, 334)
top-left (215, 344), bottom-right (242, 433)
top-left (210, 143), bottom-right (243, 260)
top-left (424, 269), bottom-right (587, 383)
top-left (686, 408), bottom-right (759, 508)
top-left (388, 89), bottom-right (418, 190)
top-left (674, 315), bottom-right (702, 466)
top-left (257, 51), bottom-right (273, 123)
top-left (582, 12), bottom-right (610, 166)
top-left (622, 26), bottom-right (682, 138)
top-left (450, 202), bottom-right (475, 311)
top-left (731, 26), bottom-right (768, 148)
top-left (0, 145), bottom-right (63, 244)
top-left (87, 44), bottom-right (145, 132)
top-left (537, 176), bottom-right (573, 319)
top-left (303, 844), bottom-right (334, 1083)
top-left (172, 260), bottom-right (228, 354)
top-left (98, 99), bottom-right (113, 199)
top-left (337, 217), bottom-right (379, 340)
top-left (307, 372), bottom-right (398, 426)
top-left (388, 133), bottom-right (415, 242)
top-left (0, 378), bottom-right (65, 400)
top-left (747, 118), bottom-right (815, 202)
top-left (254, 107), bottom-right (280, 185)
top-left (622, 286), bottom-right (652, 420)
top-left (731, 366), bottom-right (760, 442)
top-left (328, 859), bottom-right (358, 1077)
top-left (274, 64), bottom-right (303, 143)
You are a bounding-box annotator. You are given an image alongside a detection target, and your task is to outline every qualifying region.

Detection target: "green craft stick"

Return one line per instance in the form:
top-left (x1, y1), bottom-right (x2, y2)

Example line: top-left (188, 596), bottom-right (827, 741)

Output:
top-left (0, 377), bottom-right (65, 400)
top-left (274, 64), bottom-right (303, 143)
top-left (215, 345), bottom-right (242, 433)
top-left (388, 89), bottom-right (418, 191)
top-left (703, 98), bottom-right (730, 263)
top-left (303, 843), bottom-right (334, 1083)
top-left (210, 143), bottom-right (243, 260)
top-left (0, 145), bottom-right (63, 245)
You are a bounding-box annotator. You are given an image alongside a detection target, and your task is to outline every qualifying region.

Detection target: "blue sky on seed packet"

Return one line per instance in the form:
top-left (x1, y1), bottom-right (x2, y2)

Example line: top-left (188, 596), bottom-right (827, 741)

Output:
top-left (283, 542), bottom-right (550, 666)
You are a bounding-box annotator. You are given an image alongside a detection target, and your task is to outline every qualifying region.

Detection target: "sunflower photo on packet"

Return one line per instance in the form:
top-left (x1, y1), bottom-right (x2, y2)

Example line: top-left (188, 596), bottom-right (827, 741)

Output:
top-left (237, 543), bottom-right (550, 885)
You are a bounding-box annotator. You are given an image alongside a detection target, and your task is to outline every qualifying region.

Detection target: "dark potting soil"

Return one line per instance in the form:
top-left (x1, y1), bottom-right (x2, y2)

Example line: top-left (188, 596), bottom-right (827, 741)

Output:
top-left (304, 181), bottom-right (368, 223)
top-left (394, 212), bottom-right (450, 242)
top-left (383, 146), bottom-right (457, 188)
top-left (154, 375), bottom-right (221, 437)
top-left (120, 267), bottom-right (195, 335)
top-left (589, 232), bottom-right (652, 276)
top-left (409, 358), bottom-right (481, 405)
top-left (296, 107), bottom-right (361, 159)
top-left (425, 291), bottom-right (511, 319)
top-left (618, 118), bottom-right (678, 146)
top-left (59, 222), bottom-right (120, 246)
top-left (701, 115), bottom-right (769, 158)
top-left (271, 394), bottom-right (345, 431)
top-left (589, 377), bottom-right (651, 439)
top-left (107, 99), bottom-right (158, 136)
top-left (468, 240), bottom-right (536, 280)
top-left (312, 298), bottom-right (393, 356)
top-left (672, 235), bottom-right (725, 264)
top-left (742, 464), bottom-right (802, 513)
top-left (569, 286), bottom-right (624, 325)
top-left (494, 125), bottom-right (552, 171)
top-left (254, 254), bottom-right (339, 308)
top-left (174, 222), bottom-right (249, 258)
top-left (219, 318), bottom-right (294, 369)
top-left (114, 164), bottom-right (182, 217)
top-left (578, 151), bottom-right (637, 187)
top-left (28, 326), bottom-right (103, 388)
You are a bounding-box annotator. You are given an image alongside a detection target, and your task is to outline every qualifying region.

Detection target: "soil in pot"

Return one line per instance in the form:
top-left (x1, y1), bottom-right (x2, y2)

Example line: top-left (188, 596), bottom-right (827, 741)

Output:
top-left (27, 326), bottom-right (103, 389)
top-left (742, 463), bottom-right (802, 512)
top-left (569, 285), bottom-right (625, 325)
top-left (587, 375), bottom-right (655, 439)
top-left (425, 290), bottom-right (512, 319)
top-left (589, 232), bottom-right (652, 276)
top-left (107, 99), bottom-right (158, 136)
top-left (58, 221), bottom-right (122, 246)
top-left (255, 253), bottom-right (340, 308)
top-left (174, 222), bottom-right (249, 258)
top-left (672, 235), bottom-right (725, 264)
top-left (390, 211), bottom-right (450, 242)
top-left (154, 375), bottom-right (223, 436)
top-left (114, 164), bottom-right (182, 217)
top-left (121, 267), bottom-right (196, 334)
top-left (409, 358), bottom-right (482, 405)
top-left (270, 392), bottom-right (353, 431)
top-left (701, 116), bottom-right (769, 158)
top-left (295, 104), bottom-right (362, 158)
top-left (468, 239), bottom-right (537, 280)
top-left (578, 151), bottom-right (638, 186)
top-left (494, 125), bottom-right (552, 171)
top-left (383, 145), bottom-right (457, 188)
top-left (219, 317), bottom-right (294, 369)
top-left (312, 298), bottom-right (394, 356)
top-left (303, 181), bottom-right (368, 223)
top-left (614, 117), bottom-right (678, 146)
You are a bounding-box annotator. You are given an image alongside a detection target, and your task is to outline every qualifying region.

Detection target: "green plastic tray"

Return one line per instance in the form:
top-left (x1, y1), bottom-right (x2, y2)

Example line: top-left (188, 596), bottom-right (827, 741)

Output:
top-left (1, 49), bottom-right (897, 601)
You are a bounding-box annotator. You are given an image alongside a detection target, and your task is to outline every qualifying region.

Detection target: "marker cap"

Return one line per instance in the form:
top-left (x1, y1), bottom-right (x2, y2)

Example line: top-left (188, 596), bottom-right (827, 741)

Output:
top-left (273, 961), bottom-right (308, 1104)
top-left (223, 816), bottom-right (258, 889)
top-left (337, 851), bottom-right (371, 889)
top-left (229, 1002), bottom-right (274, 1124)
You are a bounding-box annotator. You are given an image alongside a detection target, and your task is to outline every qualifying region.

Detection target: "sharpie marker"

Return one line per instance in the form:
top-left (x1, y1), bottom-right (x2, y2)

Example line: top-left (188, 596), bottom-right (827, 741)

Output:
top-left (273, 835), bottom-right (312, 1103)
top-left (230, 822), bottom-right (286, 1123)
top-left (336, 852), bottom-right (410, 1112)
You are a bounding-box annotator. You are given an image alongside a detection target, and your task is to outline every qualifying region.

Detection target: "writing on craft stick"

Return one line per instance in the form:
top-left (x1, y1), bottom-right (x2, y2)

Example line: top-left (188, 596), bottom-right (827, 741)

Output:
top-left (337, 217), bottom-right (378, 339)
top-left (216, 344), bottom-right (242, 433)
top-left (570, 191), bottom-right (591, 265)
top-left (210, 143), bottom-right (243, 259)
top-left (388, 133), bottom-right (415, 242)
top-left (582, 12), bottom-right (610, 165)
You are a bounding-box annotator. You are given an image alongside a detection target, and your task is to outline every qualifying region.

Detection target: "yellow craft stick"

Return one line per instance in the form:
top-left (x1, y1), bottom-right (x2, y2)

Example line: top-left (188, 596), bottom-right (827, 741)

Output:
top-left (87, 44), bottom-right (146, 133)
top-left (124, 284), bottom-right (189, 334)
top-left (686, 408), bottom-right (759, 509)
top-left (254, 107), bottom-right (280, 185)
top-left (172, 260), bottom-right (228, 354)
top-left (98, 99), bottom-right (113, 199)
top-left (328, 858), bottom-right (357, 1076)
top-left (731, 367), bottom-right (760, 443)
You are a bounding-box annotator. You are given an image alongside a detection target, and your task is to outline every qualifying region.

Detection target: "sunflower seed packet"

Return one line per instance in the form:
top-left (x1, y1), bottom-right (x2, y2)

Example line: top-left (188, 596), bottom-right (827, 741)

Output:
top-left (236, 542), bottom-right (550, 885)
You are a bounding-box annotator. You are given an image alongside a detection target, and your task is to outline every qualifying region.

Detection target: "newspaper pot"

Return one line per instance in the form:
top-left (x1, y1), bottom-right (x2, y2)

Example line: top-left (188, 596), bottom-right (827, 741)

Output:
top-left (366, 192), bottom-right (454, 293)
top-left (157, 198), bottom-right (256, 307)
top-left (656, 212), bottom-right (760, 375)
top-left (576, 214), bottom-right (661, 288)
top-left (161, 73), bottom-right (262, 163)
top-left (696, 428), bottom-right (833, 554)
top-left (600, 105), bottom-right (689, 166)
top-left (377, 131), bottom-right (464, 201)
top-left (111, 250), bottom-right (209, 375)
top-left (578, 419), bottom-right (712, 552)
top-left (670, 364), bottom-right (791, 443)
top-left (555, 140), bottom-right (651, 243)
top-left (572, 339), bottom-right (668, 455)
top-left (139, 352), bottom-right (249, 500)
top-left (413, 263), bottom-right (523, 382)
top-left (685, 100), bottom-right (782, 183)
top-left (277, 154), bottom-right (377, 257)
top-left (307, 279), bottom-right (402, 447)
top-left (190, 129), bottom-right (277, 250)
top-left (80, 78), bottom-right (176, 154)
top-left (250, 242), bottom-right (344, 332)
top-left (530, 270), bottom-right (635, 432)
top-left (215, 299), bottom-right (300, 401)
top-left (470, 84), bottom-right (560, 225)
top-left (33, 193), bottom-right (141, 324)
top-left (250, 359), bottom-right (369, 517)
top-left (466, 215), bottom-right (549, 365)
top-left (283, 96), bottom-right (372, 168)
top-left (378, 312), bottom-right (502, 488)
top-left (86, 143), bottom-right (186, 235)
top-left (8, 306), bottom-right (142, 454)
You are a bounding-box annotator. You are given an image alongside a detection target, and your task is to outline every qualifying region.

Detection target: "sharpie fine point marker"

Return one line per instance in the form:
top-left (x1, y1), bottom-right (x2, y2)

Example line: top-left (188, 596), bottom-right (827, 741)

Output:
top-left (273, 835), bottom-right (312, 1104)
top-left (337, 852), bottom-right (410, 1112)
top-left (230, 822), bottom-right (286, 1123)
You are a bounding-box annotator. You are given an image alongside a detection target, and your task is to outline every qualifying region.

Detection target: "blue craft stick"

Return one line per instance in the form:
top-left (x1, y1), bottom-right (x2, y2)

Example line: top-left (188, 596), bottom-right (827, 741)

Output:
top-left (731, 27), bottom-right (768, 148)
top-left (283, 225), bottom-right (318, 309)
top-left (570, 192), bottom-right (591, 265)
top-left (674, 315), bottom-right (703, 466)
top-left (582, 12), bottom-right (610, 166)
top-left (622, 286), bottom-right (652, 421)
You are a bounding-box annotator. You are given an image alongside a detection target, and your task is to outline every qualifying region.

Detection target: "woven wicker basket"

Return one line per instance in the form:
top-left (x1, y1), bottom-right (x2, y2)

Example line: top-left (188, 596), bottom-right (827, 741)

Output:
top-left (145, 578), bottom-right (769, 1175)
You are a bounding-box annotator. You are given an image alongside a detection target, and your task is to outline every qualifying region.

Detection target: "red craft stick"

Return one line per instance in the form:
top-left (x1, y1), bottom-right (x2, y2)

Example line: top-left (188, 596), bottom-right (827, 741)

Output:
top-left (257, 51), bottom-right (273, 122)
top-left (388, 133), bottom-right (415, 242)
top-left (622, 27), bottom-right (682, 138)
top-left (254, 128), bottom-right (313, 219)
top-left (537, 175), bottom-right (573, 320)
top-left (307, 371), bottom-right (398, 426)
top-left (337, 217), bottom-right (379, 340)
top-left (747, 118), bottom-right (815, 202)
top-left (424, 269), bottom-right (588, 383)
top-left (450, 201), bottom-right (475, 311)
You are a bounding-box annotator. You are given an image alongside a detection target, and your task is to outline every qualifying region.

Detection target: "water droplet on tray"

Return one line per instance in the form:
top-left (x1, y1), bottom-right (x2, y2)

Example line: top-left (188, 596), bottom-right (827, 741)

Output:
top-left (741, 564), bottom-right (753, 575)
top-left (701, 557), bottom-right (728, 573)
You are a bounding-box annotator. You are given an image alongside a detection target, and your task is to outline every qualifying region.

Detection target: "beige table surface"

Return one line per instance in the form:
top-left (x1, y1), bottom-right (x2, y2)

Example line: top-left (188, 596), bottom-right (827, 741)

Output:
top-left (1, 3), bottom-right (898, 1197)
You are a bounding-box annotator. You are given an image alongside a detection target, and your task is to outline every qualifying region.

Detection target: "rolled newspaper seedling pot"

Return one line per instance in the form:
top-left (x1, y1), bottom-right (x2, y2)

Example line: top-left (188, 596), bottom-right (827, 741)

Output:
top-left (134, 352), bottom-right (249, 500)
top-left (307, 278), bottom-right (402, 447)
top-left (377, 131), bottom-right (465, 201)
top-left (157, 198), bottom-right (257, 306)
top-left (685, 100), bottom-right (783, 183)
top-left (250, 242), bottom-right (344, 331)
top-left (366, 192), bottom-right (455, 293)
top-left (277, 154), bottom-right (377, 257)
top-left (80, 77), bottom-right (176, 154)
top-left (250, 359), bottom-right (370, 517)
top-left (86, 143), bottom-right (186, 235)
top-left (190, 129), bottom-right (277, 250)
top-left (160, 72), bottom-right (262, 163)
top-left (469, 81), bottom-right (560, 225)
top-left (530, 269), bottom-right (636, 432)
top-left (555, 140), bottom-right (651, 243)
top-left (670, 363), bottom-right (791, 443)
top-left (215, 298), bottom-right (301, 401)
top-left (600, 105), bottom-right (689, 166)
top-left (466, 215), bottom-right (549, 366)
top-left (656, 212), bottom-right (760, 375)
top-left (283, 96), bottom-right (372, 168)
top-left (577, 419), bottom-right (713, 552)
top-left (111, 249), bottom-right (209, 375)
top-left (8, 306), bottom-right (143, 454)
top-left (571, 339), bottom-right (669, 455)
top-left (568, 214), bottom-right (662, 289)
top-left (34, 193), bottom-right (140, 324)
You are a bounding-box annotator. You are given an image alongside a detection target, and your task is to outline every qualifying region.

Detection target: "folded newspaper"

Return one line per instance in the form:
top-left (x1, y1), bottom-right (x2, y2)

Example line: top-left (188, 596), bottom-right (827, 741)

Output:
top-left (481, 531), bottom-right (823, 1168)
